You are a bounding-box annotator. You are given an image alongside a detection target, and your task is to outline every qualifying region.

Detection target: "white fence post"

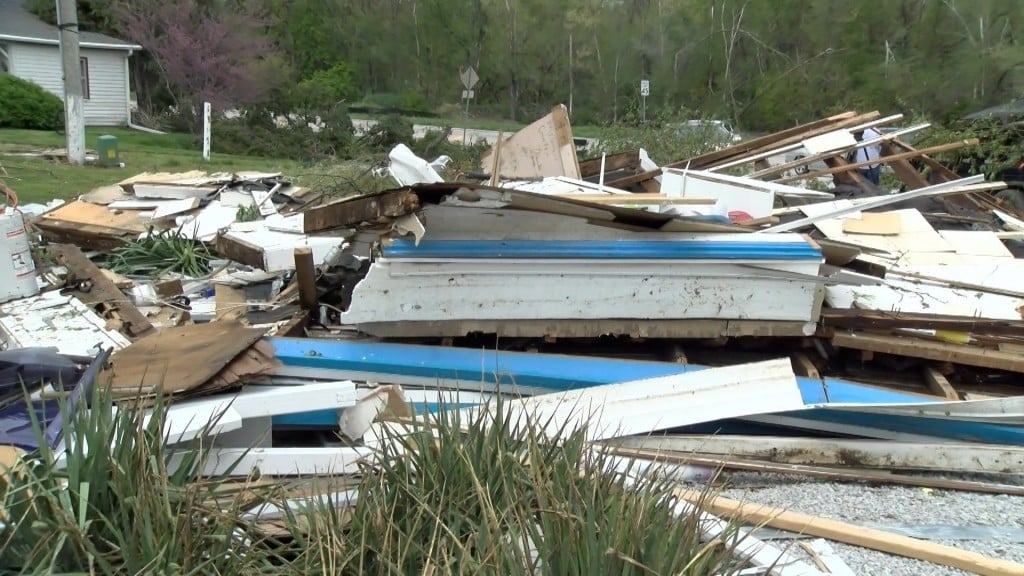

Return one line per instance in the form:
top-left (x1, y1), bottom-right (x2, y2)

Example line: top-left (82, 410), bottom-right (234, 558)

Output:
top-left (202, 102), bottom-right (212, 161)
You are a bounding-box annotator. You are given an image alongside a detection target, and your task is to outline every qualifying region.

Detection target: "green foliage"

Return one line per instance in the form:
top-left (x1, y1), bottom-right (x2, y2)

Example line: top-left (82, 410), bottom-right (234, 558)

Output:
top-left (359, 92), bottom-right (432, 114)
top-left (0, 381), bottom-right (275, 574)
top-left (359, 114), bottom-right (415, 151)
top-left (917, 117), bottom-right (1024, 179)
top-left (592, 106), bottom-right (728, 165)
top-left (0, 76), bottom-right (64, 131)
top-left (0, 378), bottom-right (746, 575)
top-left (291, 400), bottom-right (745, 575)
top-left (212, 105), bottom-right (356, 161)
top-left (106, 226), bottom-right (216, 277)
top-left (26, 0), bottom-right (118, 33)
top-left (296, 61), bottom-right (360, 108)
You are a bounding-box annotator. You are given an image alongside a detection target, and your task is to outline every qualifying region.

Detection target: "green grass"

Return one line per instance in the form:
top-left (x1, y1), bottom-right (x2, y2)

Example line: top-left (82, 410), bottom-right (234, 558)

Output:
top-left (0, 128), bottom-right (311, 205)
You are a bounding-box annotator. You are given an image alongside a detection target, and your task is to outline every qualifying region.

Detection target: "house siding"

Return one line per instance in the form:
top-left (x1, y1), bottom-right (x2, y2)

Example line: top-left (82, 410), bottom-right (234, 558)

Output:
top-left (7, 42), bottom-right (128, 126)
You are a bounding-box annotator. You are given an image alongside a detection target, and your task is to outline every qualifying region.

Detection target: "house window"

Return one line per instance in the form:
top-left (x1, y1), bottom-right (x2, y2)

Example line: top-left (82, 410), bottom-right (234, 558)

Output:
top-left (79, 56), bottom-right (90, 99)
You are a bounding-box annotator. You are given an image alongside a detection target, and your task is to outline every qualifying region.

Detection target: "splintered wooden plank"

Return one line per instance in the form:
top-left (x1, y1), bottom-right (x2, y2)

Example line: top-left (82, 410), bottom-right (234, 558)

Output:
top-left (778, 139), bottom-right (980, 183)
top-left (880, 142), bottom-right (931, 189)
top-left (578, 149), bottom-right (640, 178)
top-left (479, 104), bottom-right (581, 179)
top-left (831, 332), bottom-right (1024, 374)
top-left (102, 320), bottom-right (267, 398)
top-left (302, 189), bottom-right (420, 233)
top-left (674, 490), bottom-right (1024, 576)
top-left (35, 200), bottom-right (151, 250)
top-left (607, 434), bottom-right (1024, 473)
top-left (819, 309), bottom-right (1024, 337)
top-left (47, 244), bottom-right (155, 339)
top-left (923, 365), bottom-right (960, 399)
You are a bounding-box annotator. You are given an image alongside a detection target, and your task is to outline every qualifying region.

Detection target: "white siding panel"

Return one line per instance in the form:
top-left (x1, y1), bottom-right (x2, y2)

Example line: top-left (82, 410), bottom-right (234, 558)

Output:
top-left (7, 43), bottom-right (128, 126)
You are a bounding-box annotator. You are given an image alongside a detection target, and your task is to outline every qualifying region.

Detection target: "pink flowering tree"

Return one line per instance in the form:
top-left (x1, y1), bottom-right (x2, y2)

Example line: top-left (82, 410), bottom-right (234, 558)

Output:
top-left (111, 0), bottom-right (283, 117)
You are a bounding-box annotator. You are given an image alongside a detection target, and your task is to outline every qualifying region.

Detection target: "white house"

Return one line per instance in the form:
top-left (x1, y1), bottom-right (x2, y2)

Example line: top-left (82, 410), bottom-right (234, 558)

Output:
top-left (0, 0), bottom-right (141, 126)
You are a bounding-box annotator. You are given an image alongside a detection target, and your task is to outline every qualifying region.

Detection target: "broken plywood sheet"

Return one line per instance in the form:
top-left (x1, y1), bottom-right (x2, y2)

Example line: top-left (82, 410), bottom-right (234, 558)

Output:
top-left (119, 170), bottom-right (223, 186)
top-left (80, 184), bottom-right (131, 205)
top-left (132, 184), bottom-right (221, 200)
top-left (479, 104), bottom-right (580, 179)
top-left (36, 200), bottom-right (153, 250)
top-left (0, 291), bottom-right (132, 356)
top-left (808, 208), bottom-right (953, 254)
top-left (101, 320), bottom-right (268, 400)
top-left (841, 212), bottom-right (902, 235)
top-left (825, 279), bottom-right (1024, 320)
top-left (938, 230), bottom-right (1014, 258)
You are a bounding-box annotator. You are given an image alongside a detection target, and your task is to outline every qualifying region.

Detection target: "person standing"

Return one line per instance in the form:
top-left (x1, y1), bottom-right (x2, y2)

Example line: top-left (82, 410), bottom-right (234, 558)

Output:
top-left (853, 127), bottom-right (883, 185)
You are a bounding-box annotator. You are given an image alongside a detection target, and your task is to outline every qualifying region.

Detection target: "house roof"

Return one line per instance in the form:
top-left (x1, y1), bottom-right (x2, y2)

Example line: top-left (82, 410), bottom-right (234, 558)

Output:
top-left (0, 0), bottom-right (141, 51)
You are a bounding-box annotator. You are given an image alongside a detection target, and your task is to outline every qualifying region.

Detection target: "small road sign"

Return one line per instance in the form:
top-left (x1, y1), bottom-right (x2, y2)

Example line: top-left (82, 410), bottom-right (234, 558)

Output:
top-left (461, 90), bottom-right (475, 100)
top-left (640, 79), bottom-right (650, 96)
top-left (460, 66), bottom-right (479, 90)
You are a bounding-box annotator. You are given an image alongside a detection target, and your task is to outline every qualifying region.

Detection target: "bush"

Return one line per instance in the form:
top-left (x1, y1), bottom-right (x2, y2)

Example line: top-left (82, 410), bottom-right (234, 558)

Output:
top-left (359, 114), bottom-right (414, 151)
top-left (0, 75), bottom-right (64, 130)
top-left (212, 104), bottom-right (355, 160)
top-left (296, 61), bottom-right (360, 108)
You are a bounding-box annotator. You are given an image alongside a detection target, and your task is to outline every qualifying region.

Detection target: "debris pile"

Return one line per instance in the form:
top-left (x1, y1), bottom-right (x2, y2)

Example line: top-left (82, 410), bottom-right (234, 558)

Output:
top-left (4, 103), bottom-right (1024, 574)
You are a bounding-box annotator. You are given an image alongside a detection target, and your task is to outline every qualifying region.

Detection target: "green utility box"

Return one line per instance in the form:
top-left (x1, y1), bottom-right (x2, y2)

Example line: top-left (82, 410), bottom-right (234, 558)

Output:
top-left (96, 135), bottom-right (120, 167)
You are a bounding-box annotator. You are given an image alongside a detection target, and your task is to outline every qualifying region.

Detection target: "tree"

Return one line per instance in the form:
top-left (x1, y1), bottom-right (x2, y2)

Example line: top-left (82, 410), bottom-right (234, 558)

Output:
top-left (110, 0), bottom-right (284, 115)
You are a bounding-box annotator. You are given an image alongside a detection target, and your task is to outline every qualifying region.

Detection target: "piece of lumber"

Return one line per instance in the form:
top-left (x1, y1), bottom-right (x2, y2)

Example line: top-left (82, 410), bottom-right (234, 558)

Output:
top-left (712, 113), bottom-right (904, 173)
top-left (759, 178), bottom-right (1001, 233)
top-left (47, 244), bottom-right (155, 339)
top-left (880, 142), bottom-right (931, 189)
top-left (579, 149), bottom-right (640, 178)
top-left (819, 309), bottom-right (1024, 337)
top-left (607, 434), bottom-right (1024, 474)
top-left (888, 139), bottom-right (961, 181)
top-left (790, 352), bottom-right (820, 379)
top-left (674, 490), bottom-right (1024, 576)
top-left (605, 112), bottom-right (874, 188)
top-left (831, 331), bottom-right (1024, 374)
top-left (778, 139), bottom-right (980, 183)
top-left (923, 365), bottom-right (960, 400)
top-left (695, 111), bottom-right (871, 170)
top-left (748, 124), bottom-right (929, 180)
top-left (293, 247), bottom-right (318, 314)
top-left (301, 189), bottom-right (420, 233)
top-left (611, 447), bottom-right (1024, 496)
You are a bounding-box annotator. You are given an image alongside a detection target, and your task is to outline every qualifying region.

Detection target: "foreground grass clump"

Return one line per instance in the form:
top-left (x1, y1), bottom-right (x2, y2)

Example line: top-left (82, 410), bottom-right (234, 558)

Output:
top-left (0, 385), bottom-right (746, 575)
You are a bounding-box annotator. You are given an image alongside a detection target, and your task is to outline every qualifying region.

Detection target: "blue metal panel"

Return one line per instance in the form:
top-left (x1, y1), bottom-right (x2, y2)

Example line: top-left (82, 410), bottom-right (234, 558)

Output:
top-left (381, 239), bottom-right (823, 261)
top-left (269, 339), bottom-right (1024, 444)
top-left (269, 338), bottom-right (929, 406)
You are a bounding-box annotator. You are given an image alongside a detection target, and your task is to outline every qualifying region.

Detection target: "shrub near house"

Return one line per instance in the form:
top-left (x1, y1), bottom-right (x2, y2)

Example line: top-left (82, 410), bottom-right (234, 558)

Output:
top-left (0, 76), bottom-right (64, 131)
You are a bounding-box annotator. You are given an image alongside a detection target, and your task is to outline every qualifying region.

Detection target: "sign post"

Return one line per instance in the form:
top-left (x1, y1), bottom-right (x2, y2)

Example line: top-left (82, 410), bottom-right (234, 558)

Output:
top-left (459, 66), bottom-right (479, 145)
top-left (640, 79), bottom-right (650, 124)
top-left (202, 102), bottom-right (212, 161)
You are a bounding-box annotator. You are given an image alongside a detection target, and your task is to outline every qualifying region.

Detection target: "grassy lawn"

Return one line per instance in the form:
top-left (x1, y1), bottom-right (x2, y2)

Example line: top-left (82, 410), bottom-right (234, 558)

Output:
top-left (0, 128), bottom-right (309, 205)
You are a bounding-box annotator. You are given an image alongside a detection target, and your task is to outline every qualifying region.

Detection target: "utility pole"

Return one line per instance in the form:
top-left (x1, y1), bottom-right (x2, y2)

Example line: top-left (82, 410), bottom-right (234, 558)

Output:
top-left (56, 0), bottom-right (85, 165)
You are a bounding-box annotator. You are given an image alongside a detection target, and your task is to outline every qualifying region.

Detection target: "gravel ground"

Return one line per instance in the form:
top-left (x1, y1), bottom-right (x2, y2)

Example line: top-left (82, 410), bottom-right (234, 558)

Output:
top-left (720, 473), bottom-right (1024, 576)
